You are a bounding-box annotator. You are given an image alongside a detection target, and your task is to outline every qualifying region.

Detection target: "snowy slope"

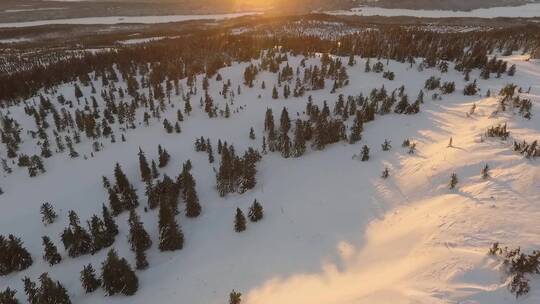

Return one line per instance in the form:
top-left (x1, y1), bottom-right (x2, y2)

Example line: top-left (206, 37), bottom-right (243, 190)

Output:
top-left (0, 52), bottom-right (539, 304)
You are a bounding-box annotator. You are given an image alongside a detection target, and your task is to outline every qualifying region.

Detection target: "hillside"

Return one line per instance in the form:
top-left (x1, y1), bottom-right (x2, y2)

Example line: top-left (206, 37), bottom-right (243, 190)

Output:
top-left (0, 23), bottom-right (539, 304)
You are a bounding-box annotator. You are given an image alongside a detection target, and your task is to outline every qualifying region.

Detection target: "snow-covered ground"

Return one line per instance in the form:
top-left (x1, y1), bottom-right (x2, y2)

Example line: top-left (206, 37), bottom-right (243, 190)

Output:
top-left (328, 3), bottom-right (540, 18)
top-left (0, 52), bottom-right (539, 304)
top-left (0, 12), bottom-right (261, 28)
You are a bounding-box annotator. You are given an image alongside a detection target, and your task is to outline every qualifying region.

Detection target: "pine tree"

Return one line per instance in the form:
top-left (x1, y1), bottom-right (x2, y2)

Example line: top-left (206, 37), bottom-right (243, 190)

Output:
top-left (0, 234), bottom-right (33, 275)
top-left (249, 127), bottom-right (256, 140)
top-left (40, 202), bottom-right (57, 225)
top-left (101, 249), bottom-right (138, 296)
top-left (207, 139), bottom-right (214, 164)
top-left (248, 199), bottom-right (263, 222)
top-left (88, 214), bottom-right (115, 254)
top-left (292, 120), bottom-right (306, 157)
top-left (61, 211), bottom-right (93, 257)
top-left (151, 160), bottom-right (159, 179)
top-left (234, 208), bottom-right (246, 232)
top-left (158, 202), bottom-right (184, 251)
top-left (184, 97), bottom-right (192, 115)
top-left (381, 139), bottom-right (391, 151)
top-left (158, 145), bottom-right (170, 168)
top-left (42, 236), bottom-right (62, 266)
top-left (349, 111), bottom-right (363, 144)
top-left (381, 167), bottom-right (389, 179)
top-left (482, 164), bottom-right (490, 179)
top-left (450, 173), bottom-right (458, 189)
top-left (138, 148), bottom-right (151, 183)
top-left (128, 210), bottom-right (152, 270)
top-left (272, 86), bottom-right (279, 99)
top-left (128, 210), bottom-right (152, 253)
top-left (361, 145), bottom-right (370, 161)
top-left (0, 287), bottom-right (19, 304)
top-left (102, 204), bottom-right (119, 236)
top-left (23, 273), bottom-right (71, 304)
top-left (80, 264), bottom-right (101, 293)
top-left (107, 189), bottom-right (122, 216)
top-left (229, 290), bottom-right (242, 304)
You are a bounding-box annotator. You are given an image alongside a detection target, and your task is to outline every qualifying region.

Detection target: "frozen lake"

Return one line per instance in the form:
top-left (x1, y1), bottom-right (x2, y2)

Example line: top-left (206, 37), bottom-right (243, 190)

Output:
top-left (328, 3), bottom-right (540, 18)
top-left (0, 12), bottom-right (260, 28)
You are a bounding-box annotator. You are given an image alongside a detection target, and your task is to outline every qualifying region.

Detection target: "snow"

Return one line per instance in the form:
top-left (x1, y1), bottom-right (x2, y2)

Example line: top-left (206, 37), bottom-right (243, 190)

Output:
top-left (328, 3), bottom-right (540, 18)
top-left (116, 37), bottom-right (179, 45)
top-left (0, 52), bottom-right (539, 304)
top-left (0, 12), bottom-right (262, 28)
top-left (4, 7), bottom-right (67, 13)
top-left (0, 38), bottom-right (32, 44)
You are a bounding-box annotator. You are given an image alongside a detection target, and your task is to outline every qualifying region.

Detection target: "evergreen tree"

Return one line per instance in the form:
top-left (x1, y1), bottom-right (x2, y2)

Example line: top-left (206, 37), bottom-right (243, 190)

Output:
top-left (0, 234), bottom-right (33, 275)
top-left (128, 210), bottom-right (152, 253)
top-left (482, 164), bottom-right (490, 179)
top-left (381, 139), bottom-right (391, 151)
top-left (101, 249), bottom-right (138, 296)
top-left (249, 127), bottom-right (256, 140)
top-left (272, 86), bottom-right (279, 99)
top-left (0, 287), bottom-right (19, 304)
top-left (381, 167), bottom-right (389, 179)
top-left (248, 199), bottom-right (263, 222)
top-left (158, 145), bottom-right (170, 168)
top-left (450, 173), bottom-right (458, 189)
top-left (40, 202), bottom-right (57, 225)
top-left (128, 210), bottom-right (152, 269)
top-left (158, 202), bottom-right (184, 251)
top-left (61, 210), bottom-right (93, 257)
top-left (102, 204), bottom-right (119, 237)
top-left (138, 148), bottom-right (151, 183)
top-left (23, 273), bottom-right (71, 304)
top-left (292, 120), bottom-right (306, 157)
top-left (234, 208), bottom-right (247, 232)
top-left (349, 111), bottom-right (363, 144)
top-left (80, 264), bottom-right (101, 293)
top-left (361, 145), bottom-right (370, 161)
top-left (230, 290), bottom-right (242, 304)
top-left (151, 160), bottom-right (159, 179)
top-left (88, 214), bottom-right (115, 254)
top-left (42, 236), bottom-right (62, 266)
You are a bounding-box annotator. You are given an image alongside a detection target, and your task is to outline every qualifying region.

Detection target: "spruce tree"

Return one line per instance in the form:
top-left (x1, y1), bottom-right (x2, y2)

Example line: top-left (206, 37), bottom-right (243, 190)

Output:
top-left (128, 210), bottom-right (152, 254)
top-left (0, 234), bottom-right (33, 275)
top-left (361, 145), bottom-right (370, 161)
top-left (349, 112), bottom-right (363, 144)
top-left (80, 264), bottom-right (101, 293)
top-left (138, 148), bottom-right (151, 183)
top-left (101, 249), bottom-right (138, 296)
top-left (23, 273), bottom-right (71, 304)
top-left (381, 167), bottom-right (389, 179)
top-left (450, 173), bottom-right (458, 189)
top-left (248, 200), bottom-right (263, 222)
top-left (102, 204), bottom-right (119, 237)
top-left (88, 214), bottom-right (115, 254)
top-left (229, 290), bottom-right (242, 304)
top-left (42, 236), bottom-right (62, 266)
top-left (40, 202), bottom-right (57, 225)
top-left (482, 164), bottom-right (490, 179)
top-left (234, 208), bottom-right (247, 232)
top-left (61, 211), bottom-right (93, 257)
top-left (158, 202), bottom-right (184, 251)
top-left (158, 145), bottom-right (170, 168)
top-left (0, 287), bottom-right (19, 304)
top-left (381, 139), bottom-right (391, 151)
top-left (249, 127), bottom-right (256, 140)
